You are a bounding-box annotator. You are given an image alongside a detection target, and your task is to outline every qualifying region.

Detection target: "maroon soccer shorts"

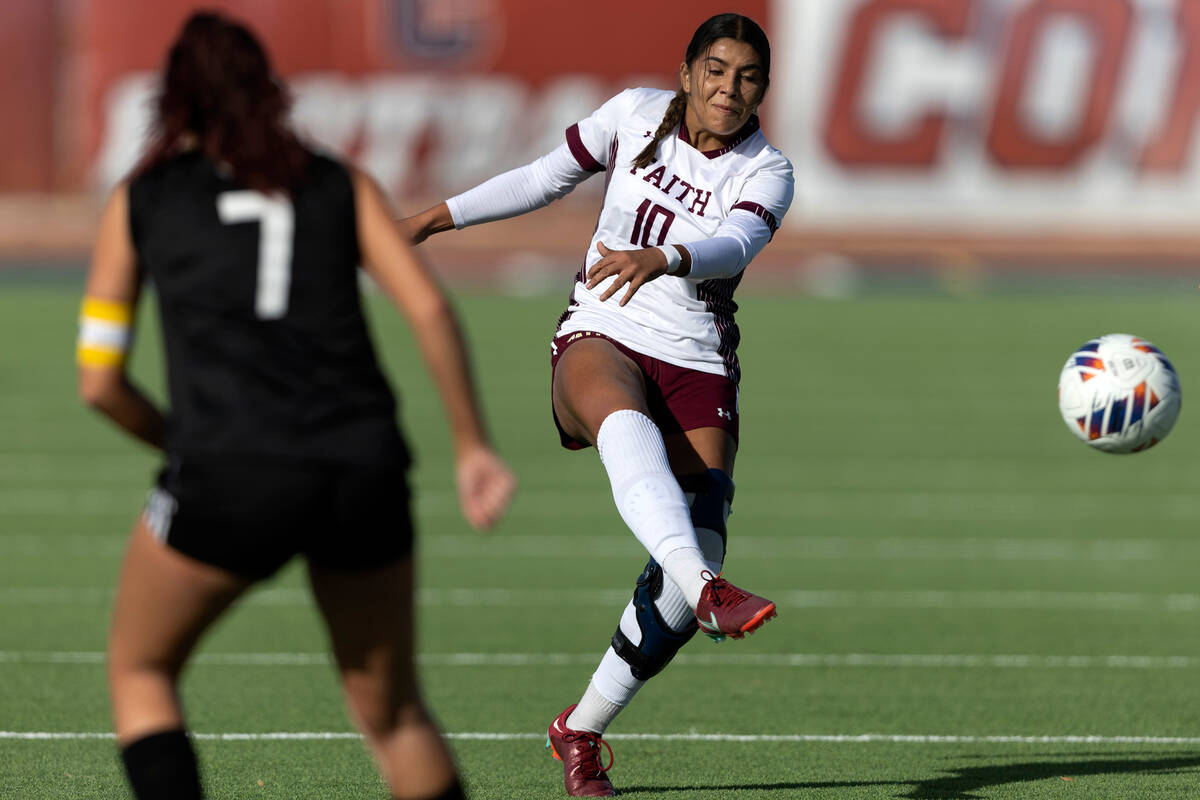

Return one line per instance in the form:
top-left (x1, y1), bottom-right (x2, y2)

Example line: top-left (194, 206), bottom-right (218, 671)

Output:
top-left (549, 330), bottom-right (739, 450)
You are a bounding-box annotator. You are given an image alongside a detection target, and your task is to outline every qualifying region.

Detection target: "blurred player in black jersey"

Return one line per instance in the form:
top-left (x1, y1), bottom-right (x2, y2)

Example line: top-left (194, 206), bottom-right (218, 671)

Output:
top-left (76, 12), bottom-right (515, 800)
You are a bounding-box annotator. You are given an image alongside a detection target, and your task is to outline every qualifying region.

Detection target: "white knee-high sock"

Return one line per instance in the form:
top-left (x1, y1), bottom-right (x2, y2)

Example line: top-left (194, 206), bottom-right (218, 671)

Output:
top-left (566, 681), bottom-right (625, 735)
top-left (568, 477), bottom-right (731, 735)
top-left (571, 543), bottom-right (726, 735)
top-left (595, 410), bottom-right (710, 608)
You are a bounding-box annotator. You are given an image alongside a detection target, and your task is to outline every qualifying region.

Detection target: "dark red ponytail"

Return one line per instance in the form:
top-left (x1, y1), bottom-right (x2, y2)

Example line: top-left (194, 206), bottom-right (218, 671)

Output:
top-left (136, 11), bottom-right (308, 193)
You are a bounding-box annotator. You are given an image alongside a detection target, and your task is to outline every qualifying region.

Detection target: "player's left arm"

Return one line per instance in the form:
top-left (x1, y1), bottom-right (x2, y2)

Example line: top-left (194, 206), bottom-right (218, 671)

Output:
top-left (353, 167), bottom-right (516, 531)
top-left (587, 160), bottom-right (795, 305)
top-left (77, 183), bottom-right (166, 449)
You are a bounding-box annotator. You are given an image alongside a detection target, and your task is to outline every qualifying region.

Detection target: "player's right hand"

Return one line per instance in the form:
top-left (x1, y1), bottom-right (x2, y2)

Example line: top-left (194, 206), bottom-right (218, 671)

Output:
top-left (398, 215), bottom-right (431, 245)
top-left (397, 202), bottom-right (455, 245)
top-left (454, 445), bottom-right (517, 531)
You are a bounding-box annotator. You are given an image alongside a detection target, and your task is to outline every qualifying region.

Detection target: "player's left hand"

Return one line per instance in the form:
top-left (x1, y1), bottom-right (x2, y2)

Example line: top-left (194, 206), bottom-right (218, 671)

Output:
top-left (586, 242), bottom-right (669, 306)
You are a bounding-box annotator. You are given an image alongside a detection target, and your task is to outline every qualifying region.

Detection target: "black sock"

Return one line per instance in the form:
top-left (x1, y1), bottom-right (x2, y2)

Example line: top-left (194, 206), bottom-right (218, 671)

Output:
top-left (434, 782), bottom-right (466, 800)
top-left (397, 779), bottom-right (467, 800)
top-left (119, 729), bottom-right (203, 800)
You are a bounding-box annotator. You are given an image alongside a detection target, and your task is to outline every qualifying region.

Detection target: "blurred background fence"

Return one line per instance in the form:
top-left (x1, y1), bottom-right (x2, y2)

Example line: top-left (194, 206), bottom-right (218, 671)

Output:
top-left (3, 0), bottom-right (1200, 288)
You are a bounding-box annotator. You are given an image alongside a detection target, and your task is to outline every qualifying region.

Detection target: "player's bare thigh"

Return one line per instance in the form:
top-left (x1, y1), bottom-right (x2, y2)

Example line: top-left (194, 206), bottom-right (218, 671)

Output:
top-left (552, 337), bottom-right (649, 445)
top-left (108, 519), bottom-right (251, 740)
top-left (109, 520), bottom-right (251, 670)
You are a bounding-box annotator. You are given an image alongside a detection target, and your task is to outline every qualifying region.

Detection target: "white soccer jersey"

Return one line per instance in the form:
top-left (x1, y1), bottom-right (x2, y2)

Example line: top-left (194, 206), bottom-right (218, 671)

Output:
top-left (555, 88), bottom-right (793, 383)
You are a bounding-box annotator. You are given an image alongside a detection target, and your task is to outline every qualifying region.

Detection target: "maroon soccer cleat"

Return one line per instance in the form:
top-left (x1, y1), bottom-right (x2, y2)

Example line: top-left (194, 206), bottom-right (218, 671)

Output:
top-left (694, 570), bottom-right (777, 641)
top-left (546, 704), bottom-right (616, 797)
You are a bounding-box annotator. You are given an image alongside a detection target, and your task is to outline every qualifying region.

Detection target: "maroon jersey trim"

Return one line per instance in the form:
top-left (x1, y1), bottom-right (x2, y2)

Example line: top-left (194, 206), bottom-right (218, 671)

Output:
top-left (696, 274), bottom-right (744, 384)
top-left (678, 115), bottom-right (761, 159)
top-left (556, 136), bottom-right (619, 335)
top-left (566, 123), bottom-right (605, 173)
top-left (731, 201), bottom-right (779, 238)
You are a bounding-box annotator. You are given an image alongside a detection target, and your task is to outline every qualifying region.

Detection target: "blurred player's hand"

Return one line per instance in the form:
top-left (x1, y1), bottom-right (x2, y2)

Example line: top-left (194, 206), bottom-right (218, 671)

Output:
top-left (455, 445), bottom-right (517, 531)
top-left (586, 241), bottom-right (670, 306)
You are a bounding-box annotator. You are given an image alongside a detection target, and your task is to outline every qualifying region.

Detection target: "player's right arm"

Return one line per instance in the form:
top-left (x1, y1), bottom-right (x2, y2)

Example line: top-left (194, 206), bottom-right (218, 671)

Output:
top-left (402, 90), bottom-right (632, 244)
top-left (77, 183), bottom-right (166, 449)
top-left (401, 141), bottom-right (594, 244)
top-left (400, 201), bottom-right (455, 245)
top-left (354, 167), bottom-right (516, 531)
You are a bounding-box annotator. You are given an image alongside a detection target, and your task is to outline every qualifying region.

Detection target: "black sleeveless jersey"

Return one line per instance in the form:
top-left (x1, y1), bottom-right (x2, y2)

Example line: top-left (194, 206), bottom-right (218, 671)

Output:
top-left (129, 151), bottom-right (409, 466)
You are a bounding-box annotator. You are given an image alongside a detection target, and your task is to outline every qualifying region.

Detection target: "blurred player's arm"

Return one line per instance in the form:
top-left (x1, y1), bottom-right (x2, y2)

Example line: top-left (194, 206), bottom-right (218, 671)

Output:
top-left (353, 167), bottom-right (516, 531)
top-left (77, 184), bottom-right (165, 449)
top-left (401, 143), bottom-right (592, 244)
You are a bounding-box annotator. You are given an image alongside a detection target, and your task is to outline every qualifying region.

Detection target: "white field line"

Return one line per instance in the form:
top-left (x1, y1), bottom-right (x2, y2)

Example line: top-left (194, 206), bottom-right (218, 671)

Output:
top-left (8, 487), bottom-right (1200, 521)
top-left (0, 533), bottom-right (1172, 561)
top-left (5, 586), bottom-right (1200, 611)
top-left (2, 730), bottom-right (1199, 745)
top-left (420, 535), bottom-right (1167, 561)
top-left (1, 651), bottom-right (1198, 670)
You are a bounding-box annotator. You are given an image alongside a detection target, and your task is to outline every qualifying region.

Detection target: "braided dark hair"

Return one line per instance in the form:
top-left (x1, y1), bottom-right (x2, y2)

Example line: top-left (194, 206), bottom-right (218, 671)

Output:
top-left (633, 92), bottom-right (687, 170)
top-left (632, 13), bottom-right (771, 170)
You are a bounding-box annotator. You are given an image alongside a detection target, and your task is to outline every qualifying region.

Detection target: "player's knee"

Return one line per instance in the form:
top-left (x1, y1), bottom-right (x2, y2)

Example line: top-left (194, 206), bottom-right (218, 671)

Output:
top-left (350, 696), bottom-right (426, 741)
top-left (683, 468), bottom-right (734, 565)
top-left (611, 559), bottom-right (698, 681)
top-left (609, 470), bottom-right (736, 681)
top-left (107, 644), bottom-right (186, 681)
top-left (341, 674), bottom-right (422, 738)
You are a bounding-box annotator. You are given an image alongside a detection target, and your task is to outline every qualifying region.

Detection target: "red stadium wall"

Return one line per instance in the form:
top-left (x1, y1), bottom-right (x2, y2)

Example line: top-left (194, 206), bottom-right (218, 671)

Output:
top-left (8, 0), bottom-right (1200, 265)
top-left (0, 0), bottom-right (56, 190)
top-left (42, 0), bottom-right (770, 191)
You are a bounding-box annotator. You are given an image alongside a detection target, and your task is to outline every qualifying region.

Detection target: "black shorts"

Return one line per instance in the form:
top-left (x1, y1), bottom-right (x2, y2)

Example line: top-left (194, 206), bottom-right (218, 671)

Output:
top-left (142, 455), bottom-right (415, 580)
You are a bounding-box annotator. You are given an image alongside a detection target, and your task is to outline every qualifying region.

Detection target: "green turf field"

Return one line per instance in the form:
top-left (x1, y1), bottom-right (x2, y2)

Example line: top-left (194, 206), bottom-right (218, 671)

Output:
top-left (3, 283), bottom-right (1200, 799)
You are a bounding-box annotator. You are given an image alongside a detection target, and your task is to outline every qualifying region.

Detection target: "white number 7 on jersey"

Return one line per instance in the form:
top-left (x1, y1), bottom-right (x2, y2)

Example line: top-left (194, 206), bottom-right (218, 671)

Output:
top-left (217, 191), bottom-right (295, 319)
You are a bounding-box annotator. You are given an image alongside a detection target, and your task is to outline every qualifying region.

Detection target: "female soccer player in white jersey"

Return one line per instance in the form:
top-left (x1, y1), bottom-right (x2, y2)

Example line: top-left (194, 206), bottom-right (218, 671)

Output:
top-left (406, 13), bottom-right (792, 797)
top-left (78, 13), bottom-right (515, 800)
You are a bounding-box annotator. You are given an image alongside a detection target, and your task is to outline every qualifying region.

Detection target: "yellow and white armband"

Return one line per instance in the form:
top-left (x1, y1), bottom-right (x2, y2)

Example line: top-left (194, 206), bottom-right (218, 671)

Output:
top-left (76, 297), bottom-right (133, 368)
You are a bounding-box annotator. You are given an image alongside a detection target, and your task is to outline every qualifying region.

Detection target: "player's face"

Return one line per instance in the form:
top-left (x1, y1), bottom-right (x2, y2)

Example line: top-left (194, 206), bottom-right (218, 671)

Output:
top-left (680, 38), bottom-right (766, 146)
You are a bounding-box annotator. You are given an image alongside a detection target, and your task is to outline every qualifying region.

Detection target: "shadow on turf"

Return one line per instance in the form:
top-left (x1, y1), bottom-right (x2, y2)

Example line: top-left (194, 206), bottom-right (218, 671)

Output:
top-left (612, 755), bottom-right (1200, 797)
top-left (616, 781), bottom-right (903, 795)
top-left (901, 753), bottom-right (1200, 799)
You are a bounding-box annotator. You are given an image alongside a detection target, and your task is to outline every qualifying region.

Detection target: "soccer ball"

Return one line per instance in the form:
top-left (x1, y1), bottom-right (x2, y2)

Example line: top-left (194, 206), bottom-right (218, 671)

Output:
top-left (1057, 334), bottom-right (1181, 453)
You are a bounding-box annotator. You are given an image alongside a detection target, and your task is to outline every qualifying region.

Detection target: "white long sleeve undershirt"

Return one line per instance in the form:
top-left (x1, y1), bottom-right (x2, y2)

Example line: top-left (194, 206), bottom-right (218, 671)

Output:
top-left (681, 209), bottom-right (773, 281)
top-left (446, 143), bottom-right (590, 228)
top-left (445, 145), bottom-right (776, 281)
